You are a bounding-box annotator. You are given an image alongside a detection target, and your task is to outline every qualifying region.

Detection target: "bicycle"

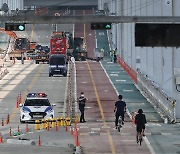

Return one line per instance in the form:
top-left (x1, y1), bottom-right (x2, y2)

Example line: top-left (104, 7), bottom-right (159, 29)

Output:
top-left (117, 116), bottom-right (123, 132)
top-left (137, 127), bottom-right (143, 145)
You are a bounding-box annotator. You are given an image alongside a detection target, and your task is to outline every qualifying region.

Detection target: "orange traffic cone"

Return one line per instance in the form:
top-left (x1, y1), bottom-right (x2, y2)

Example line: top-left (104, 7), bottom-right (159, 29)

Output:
top-left (0, 133), bottom-right (3, 143)
top-left (9, 127), bottom-right (12, 136)
top-left (38, 135), bottom-right (41, 146)
top-left (6, 114), bottom-right (10, 124)
top-left (2, 118), bottom-right (4, 126)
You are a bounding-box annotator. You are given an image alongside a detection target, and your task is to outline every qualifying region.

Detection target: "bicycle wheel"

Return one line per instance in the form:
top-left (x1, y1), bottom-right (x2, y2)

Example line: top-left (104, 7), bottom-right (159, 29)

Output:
top-left (118, 126), bottom-right (121, 132)
top-left (139, 134), bottom-right (142, 145)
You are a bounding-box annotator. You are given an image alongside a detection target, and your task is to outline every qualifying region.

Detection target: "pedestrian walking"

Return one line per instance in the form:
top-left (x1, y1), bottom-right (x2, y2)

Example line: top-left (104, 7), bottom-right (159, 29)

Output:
top-left (71, 56), bottom-right (75, 64)
top-left (113, 48), bottom-right (117, 63)
top-left (78, 92), bottom-right (88, 123)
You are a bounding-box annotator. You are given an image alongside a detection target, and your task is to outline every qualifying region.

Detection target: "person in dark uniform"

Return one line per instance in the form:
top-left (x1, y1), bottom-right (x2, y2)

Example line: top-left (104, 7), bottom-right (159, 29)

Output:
top-left (135, 109), bottom-right (147, 143)
top-left (78, 92), bottom-right (87, 123)
top-left (114, 95), bottom-right (126, 128)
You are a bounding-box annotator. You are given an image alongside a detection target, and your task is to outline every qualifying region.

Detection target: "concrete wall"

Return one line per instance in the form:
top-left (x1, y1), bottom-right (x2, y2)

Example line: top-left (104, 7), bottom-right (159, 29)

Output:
top-left (100, 0), bottom-right (180, 119)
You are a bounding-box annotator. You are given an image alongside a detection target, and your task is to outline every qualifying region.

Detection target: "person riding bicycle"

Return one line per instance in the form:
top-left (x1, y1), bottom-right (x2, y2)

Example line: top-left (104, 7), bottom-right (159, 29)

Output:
top-left (114, 95), bottom-right (126, 129)
top-left (135, 109), bottom-right (147, 143)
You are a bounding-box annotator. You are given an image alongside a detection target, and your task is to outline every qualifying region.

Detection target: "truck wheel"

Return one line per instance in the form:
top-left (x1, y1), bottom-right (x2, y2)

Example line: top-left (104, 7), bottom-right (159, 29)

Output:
top-left (49, 73), bottom-right (51, 77)
top-left (36, 61), bottom-right (39, 64)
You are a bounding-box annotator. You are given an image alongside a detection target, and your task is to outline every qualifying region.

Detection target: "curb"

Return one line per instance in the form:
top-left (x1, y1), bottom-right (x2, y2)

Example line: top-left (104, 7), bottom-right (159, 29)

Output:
top-left (7, 138), bottom-right (36, 145)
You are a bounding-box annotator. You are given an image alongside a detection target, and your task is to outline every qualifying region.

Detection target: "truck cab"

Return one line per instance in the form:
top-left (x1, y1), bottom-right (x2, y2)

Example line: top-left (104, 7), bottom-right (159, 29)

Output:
top-left (49, 54), bottom-right (67, 77)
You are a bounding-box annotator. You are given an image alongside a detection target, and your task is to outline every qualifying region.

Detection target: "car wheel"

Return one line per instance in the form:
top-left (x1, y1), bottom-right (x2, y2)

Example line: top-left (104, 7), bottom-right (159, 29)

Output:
top-left (63, 72), bottom-right (67, 77)
top-left (20, 119), bottom-right (25, 123)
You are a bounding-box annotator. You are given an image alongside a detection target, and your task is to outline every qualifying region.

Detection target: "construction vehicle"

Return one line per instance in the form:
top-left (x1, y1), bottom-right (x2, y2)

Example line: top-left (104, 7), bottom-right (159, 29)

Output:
top-left (9, 38), bottom-right (30, 60)
top-left (35, 45), bottom-right (50, 64)
top-left (72, 37), bottom-right (87, 61)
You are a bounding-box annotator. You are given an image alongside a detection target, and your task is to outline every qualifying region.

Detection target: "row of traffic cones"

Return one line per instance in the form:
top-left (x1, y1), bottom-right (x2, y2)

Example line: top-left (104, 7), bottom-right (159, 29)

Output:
top-left (1, 114), bottom-right (10, 126)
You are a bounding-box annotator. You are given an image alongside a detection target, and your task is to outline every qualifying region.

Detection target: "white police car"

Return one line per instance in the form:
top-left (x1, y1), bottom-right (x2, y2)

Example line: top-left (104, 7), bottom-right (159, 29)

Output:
top-left (19, 93), bottom-right (56, 123)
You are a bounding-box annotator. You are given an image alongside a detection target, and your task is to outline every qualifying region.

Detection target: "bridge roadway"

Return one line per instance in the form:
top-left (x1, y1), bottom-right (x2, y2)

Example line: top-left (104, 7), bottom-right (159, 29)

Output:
top-left (0, 60), bottom-right (74, 154)
top-left (74, 10), bottom-right (151, 154)
top-left (74, 9), bottom-right (180, 154)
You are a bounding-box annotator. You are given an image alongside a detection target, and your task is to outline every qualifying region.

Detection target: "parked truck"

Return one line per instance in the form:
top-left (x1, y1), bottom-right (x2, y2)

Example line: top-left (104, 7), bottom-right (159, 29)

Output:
top-left (49, 31), bottom-right (68, 77)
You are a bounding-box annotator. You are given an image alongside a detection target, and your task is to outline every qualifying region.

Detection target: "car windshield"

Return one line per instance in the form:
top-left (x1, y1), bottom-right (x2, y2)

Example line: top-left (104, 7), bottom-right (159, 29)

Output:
top-left (50, 57), bottom-right (65, 65)
top-left (24, 99), bottom-right (51, 106)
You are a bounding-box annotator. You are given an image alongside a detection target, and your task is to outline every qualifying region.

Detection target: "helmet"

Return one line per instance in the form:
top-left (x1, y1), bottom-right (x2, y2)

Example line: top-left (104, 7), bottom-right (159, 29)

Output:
top-left (138, 109), bottom-right (143, 114)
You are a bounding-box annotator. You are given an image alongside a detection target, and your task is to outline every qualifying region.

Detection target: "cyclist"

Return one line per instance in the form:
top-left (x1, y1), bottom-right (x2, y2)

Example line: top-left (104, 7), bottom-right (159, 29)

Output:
top-left (135, 109), bottom-right (147, 143)
top-left (114, 95), bottom-right (126, 129)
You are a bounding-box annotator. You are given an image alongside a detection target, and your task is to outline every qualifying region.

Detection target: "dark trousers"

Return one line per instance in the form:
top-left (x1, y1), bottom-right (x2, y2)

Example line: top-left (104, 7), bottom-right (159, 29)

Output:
top-left (80, 109), bottom-right (85, 122)
top-left (115, 113), bottom-right (124, 126)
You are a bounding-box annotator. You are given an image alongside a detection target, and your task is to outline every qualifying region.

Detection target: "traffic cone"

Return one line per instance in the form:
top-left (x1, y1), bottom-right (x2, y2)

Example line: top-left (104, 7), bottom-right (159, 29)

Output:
top-left (65, 124), bottom-right (68, 132)
top-left (19, 93), bottom-right (22, 104)
top-left (38, 135), bottom-right (41, 146)
top-left (26, 124), bottom-right (29, 133)
top-left (2, 118), bottom-right (4, 126)
top-left (18, 125), bottom-right (20, 132)
top-left (9, 127), bottom-right (12, 136)
top-left (55, 122), bottom-right (58, 131)
top-left (6, 114), bottom-right (10, 124)
top-left (16, 97), bottom-right (19, 108)
top-left (76, 135), bottom-right (80, 146)
top-left (70, 126), bottom-right (73, 135)
top-left (0, 133), bottom-right (3, 143)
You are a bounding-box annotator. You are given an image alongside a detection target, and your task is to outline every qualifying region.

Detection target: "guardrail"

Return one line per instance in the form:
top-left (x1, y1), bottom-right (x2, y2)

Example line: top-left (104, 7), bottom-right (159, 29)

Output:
top-left (137, 69), bottom-right (176, 123)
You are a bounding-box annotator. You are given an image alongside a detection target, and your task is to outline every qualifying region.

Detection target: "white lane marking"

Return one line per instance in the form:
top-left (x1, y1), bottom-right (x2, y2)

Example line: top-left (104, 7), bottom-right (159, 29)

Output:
top-left (123, 89), bottom-right (134, 92)
top-left (104, 90), bottom-right (108, 92)
top-left (92, 128), bottom-right (101, 131)
top-left (110, 74), bottom-right (119, 76)
top-left (116, 79), bottom-right (126, 82)
top-left (144, 137), bottom-right (156, 154)
top-left (146, 123), bottom-right (162, 127)
top-left (82, 81), bottom-right (87, 83)
top-left (111, 72), bottom-right (119, 74)
top-left (85, 106), bottom-right (92, 109)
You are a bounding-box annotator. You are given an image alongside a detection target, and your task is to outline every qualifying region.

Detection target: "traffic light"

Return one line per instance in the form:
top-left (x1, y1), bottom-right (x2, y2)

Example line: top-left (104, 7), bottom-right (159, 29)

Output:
top-left (5, 23), bottom-right (25, 31)
top-left (91, 22), bottom-right (111, 30)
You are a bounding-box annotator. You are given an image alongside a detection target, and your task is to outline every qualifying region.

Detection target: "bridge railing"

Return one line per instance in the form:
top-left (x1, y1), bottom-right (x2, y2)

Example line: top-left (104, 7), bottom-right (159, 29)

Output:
top-left (137, 69), bottom-right (176, 123)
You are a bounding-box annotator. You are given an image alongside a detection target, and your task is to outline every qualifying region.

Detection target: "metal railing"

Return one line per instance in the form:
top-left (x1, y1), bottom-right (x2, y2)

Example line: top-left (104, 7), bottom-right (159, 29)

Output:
top-left (137, 69), bottom-right (176, 123)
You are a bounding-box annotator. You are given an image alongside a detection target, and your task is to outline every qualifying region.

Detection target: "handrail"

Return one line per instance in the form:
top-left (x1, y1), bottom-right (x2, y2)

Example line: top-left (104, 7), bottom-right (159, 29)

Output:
top-left (137, 68), bottom-right (176, 122)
